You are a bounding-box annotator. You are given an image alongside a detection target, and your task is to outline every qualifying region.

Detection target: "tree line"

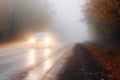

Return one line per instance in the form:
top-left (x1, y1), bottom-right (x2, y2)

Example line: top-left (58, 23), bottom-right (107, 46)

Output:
top-left (0, 0), bottom-right (53, 43)
top-left (84, 0), bottom-right (120, 45)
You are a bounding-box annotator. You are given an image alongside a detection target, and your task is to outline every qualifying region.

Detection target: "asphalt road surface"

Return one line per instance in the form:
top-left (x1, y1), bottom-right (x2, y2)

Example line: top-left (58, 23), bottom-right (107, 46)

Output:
top-left (0, 43), bottom-right (115, 80)
top-left (0, 44), bottom-right (73, 80)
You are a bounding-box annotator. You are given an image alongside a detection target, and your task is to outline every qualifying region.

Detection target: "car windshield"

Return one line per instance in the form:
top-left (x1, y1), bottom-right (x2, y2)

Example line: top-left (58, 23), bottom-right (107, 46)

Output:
top-left (35, 32), bottom-right (49, 38)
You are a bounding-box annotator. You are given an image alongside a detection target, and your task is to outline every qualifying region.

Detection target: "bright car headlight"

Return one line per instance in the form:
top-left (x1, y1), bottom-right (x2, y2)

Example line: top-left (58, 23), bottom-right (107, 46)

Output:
top-left (45, 38), bottom-right (51, 44)
top-left (29, 38), bottom-right (36, 43)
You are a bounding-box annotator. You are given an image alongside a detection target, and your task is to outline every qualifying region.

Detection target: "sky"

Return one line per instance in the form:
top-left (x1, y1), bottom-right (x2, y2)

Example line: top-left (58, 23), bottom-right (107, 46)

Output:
top-left (50, 0), bottom-right (91, 43)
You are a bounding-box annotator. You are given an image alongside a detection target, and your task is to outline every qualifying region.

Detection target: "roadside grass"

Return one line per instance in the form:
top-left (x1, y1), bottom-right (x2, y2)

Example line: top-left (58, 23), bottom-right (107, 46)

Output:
top-left (88, 44), bottom-right (120, 66)
top-left (91, 45), bottom-right (120, 66)
top-left (84, 43), bottom-right (120, 79)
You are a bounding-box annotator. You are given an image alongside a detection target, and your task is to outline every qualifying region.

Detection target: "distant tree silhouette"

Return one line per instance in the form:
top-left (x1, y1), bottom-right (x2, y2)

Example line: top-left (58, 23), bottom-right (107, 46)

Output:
top-left (0, 0), bottom-right (53, 43)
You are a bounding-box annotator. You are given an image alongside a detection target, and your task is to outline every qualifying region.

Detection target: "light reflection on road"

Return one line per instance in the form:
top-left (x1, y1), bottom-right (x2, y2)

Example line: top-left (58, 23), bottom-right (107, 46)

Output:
top-left (27, 49), bottom-right (36, 66)
top-left (25, 48), bottom-right (57, 80)
top-left (44, 48), bottom-right (51, 58)
top-left (27, 48), bottom-right (52, 67)
top-left (0, 45), bottom-right (66, 80)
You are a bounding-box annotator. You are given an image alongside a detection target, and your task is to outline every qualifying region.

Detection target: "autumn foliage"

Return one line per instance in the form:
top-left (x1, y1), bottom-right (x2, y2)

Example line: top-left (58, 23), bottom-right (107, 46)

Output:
top-left (85, 44), bottom-right (120, 79)
top-left (84, 1), bottom-right (120, 79)
top-left (84, 0), bottom-right (120, 45)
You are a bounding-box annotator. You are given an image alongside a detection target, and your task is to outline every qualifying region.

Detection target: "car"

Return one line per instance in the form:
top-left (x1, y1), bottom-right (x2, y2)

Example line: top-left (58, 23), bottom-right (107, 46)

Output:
top-left (29, 32), bottom-right (53, 48)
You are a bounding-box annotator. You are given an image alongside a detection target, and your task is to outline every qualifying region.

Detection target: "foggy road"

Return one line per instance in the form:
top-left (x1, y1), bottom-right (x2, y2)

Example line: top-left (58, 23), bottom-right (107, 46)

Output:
top-left (0, 44), bottom-right (73, 80)
top-left (0, 44), bottom-right (115, 80)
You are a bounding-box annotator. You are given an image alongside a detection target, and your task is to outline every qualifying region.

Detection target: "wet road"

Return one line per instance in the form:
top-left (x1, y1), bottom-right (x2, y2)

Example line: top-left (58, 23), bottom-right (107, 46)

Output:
top-left (0, 44), bottom-right (73, 80)
top-left (0, 43), bottom-right (115, 80)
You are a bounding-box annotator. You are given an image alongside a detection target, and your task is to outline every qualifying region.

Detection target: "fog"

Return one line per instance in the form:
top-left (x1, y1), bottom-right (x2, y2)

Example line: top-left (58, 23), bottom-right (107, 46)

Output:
top-left (50, 0), bottom-right (91, 43)
top-left (0, 0), bottom-right (92, 43)
top-left (0, 0), bottom-right (52, 43)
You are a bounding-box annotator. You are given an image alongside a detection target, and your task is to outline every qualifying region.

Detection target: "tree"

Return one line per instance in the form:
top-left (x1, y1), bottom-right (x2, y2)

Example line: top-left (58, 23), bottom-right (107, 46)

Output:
top-left (0, 0), bottom-right (53, 43)
top-left (84, 0), bottom-right (120, 45)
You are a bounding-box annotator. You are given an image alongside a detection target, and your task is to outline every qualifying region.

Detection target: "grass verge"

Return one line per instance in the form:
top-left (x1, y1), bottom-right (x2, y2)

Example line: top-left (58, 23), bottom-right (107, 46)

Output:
top-left (84, 43), bottom-right (120, 79)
